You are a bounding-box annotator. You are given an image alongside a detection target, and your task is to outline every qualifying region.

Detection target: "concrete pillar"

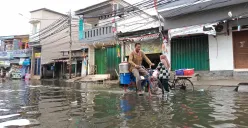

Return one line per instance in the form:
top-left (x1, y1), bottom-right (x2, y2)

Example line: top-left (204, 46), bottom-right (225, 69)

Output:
top-left (30, 47), bottom-right (35, 77)
top-left (163, 39), bottom-right (171, 64)
top-left (87, 46), bottom-right (95, 75)
top-left (121, 42), bottom-right (124, 62)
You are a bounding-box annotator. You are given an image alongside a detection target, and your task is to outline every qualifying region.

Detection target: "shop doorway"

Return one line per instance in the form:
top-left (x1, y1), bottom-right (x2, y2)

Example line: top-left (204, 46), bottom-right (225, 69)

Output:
top-left (233, 30), bottom-right (248, 69)
top-left (142, 53), bottom-right (161, 69)
top-left (95, 46), bottom-right (121, 79)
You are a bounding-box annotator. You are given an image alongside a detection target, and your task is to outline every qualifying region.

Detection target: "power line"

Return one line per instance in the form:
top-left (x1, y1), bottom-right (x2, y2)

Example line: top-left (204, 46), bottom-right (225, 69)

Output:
top-left (30, 17), bottom-right (69, 39)
top-left (31, 15), bottom-right (68, 37)
top-left (32, 22), bottom-right (69, 42)
top-left (32, 0), bottom-right (178, 46)
top-left (87, 0), bottom-right (178, 27)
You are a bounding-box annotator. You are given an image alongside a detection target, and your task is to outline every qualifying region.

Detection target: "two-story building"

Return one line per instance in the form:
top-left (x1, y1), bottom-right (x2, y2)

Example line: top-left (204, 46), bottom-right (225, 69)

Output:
top-left (29, 8), bottom-right (82, 79)
top-left (0, 35), bottom-right (31, 78)
top-left (157, 0), bottom-right (248, 80)
top-left (75, 0), bottom-right (162, 79)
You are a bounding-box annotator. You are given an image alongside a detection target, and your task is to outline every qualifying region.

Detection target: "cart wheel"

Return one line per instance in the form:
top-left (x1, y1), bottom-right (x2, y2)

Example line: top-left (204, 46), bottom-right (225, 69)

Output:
top-left (174, 79), bottom-right (184, 90)
top-left (182, 79), bottom-right (194, 91)
top-left (174, 79), bottom-right (194, 91)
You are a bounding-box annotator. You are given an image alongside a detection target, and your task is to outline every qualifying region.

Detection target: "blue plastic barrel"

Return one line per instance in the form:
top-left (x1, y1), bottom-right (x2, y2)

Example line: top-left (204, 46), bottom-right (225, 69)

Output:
top-left (120, 73), bottom-right (131, 85)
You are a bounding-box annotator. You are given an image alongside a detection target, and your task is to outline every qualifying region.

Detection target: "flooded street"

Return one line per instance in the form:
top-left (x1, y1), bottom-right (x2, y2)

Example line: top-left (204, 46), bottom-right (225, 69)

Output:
top-left (0, 80), bottom-right (248, 128)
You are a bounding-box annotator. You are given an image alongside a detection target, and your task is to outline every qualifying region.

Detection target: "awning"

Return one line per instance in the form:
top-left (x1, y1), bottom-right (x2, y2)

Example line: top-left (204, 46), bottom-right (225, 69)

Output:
top-left (168, 22), bottom-right (217, 40)
top-left (54, 59), bottom-right (69, 62)
top-left (9, 59), bottom-right (20, 64)
top-left (60, 48), bottom-right (83, 52)
top-left (119, 33), bottom-right (160, 42)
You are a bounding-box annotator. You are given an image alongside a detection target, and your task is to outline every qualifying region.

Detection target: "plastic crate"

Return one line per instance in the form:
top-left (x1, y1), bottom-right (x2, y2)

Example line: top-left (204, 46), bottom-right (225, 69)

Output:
top-left (183, 69), bottom-right (194, 76)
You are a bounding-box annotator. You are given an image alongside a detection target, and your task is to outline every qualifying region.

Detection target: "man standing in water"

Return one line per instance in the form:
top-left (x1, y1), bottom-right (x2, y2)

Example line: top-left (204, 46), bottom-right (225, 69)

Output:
top-left (129, 43), bottom-right (154, 95)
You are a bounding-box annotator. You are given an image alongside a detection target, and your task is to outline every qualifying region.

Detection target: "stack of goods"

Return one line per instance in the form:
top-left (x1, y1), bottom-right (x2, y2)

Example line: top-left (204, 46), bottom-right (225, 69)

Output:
top-left (11, 65), bottom-right (22, 79)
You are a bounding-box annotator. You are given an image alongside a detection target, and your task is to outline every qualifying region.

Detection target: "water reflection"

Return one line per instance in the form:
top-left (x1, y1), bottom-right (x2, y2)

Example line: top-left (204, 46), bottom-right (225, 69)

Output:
top-left (0, 80), bottom-right (248, 128)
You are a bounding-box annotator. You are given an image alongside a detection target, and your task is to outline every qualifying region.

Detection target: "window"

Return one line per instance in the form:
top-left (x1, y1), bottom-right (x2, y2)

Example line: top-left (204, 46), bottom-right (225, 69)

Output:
top-left (114, 4), bottom-right (118, 11)
top-left (90, 31), bottom-right (92, 37)
top-left (32, 24), bottom-right (38, 34)
top-left (96, 29), bottom-right (98, 36)
top-left (85, 32), bottom-right (87, 38)
top-left (88, 31), bottom-right (90, 38)
top-left (93, 30), bottom-right (95, 37)
top-left (106, 27), bottom-right (108, 34)
top-left (100, 28), bottom-right (101, 35)
top-left (22, 43), bottom-right (25, 49)
top-left (103, 27), bottom-right (105, 34)
top-left (109, 27), bottom-right (112, 33)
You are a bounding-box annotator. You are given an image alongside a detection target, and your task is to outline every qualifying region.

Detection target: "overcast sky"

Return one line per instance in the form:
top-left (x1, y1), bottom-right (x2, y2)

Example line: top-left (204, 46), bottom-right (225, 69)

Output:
top-left (0, 0), bottom-right (141, 36)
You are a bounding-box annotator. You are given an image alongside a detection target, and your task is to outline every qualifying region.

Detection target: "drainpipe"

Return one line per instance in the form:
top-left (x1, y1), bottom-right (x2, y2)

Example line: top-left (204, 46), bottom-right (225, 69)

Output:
top-left (123, 41), bottom-right (126, 62)
top-left (53, 62), bottom-right (55, 79)
top-left (75, 59), bottom-right (77, 77)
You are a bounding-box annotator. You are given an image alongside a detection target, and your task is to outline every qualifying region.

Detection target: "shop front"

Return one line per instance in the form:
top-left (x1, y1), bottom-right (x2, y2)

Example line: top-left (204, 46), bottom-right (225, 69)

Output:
top-left (120, 33), bottom-right (162, 69)
top-left (0, 61), bottom-right (10, 77)
top-left (168, 23), bottom-right (217, 71)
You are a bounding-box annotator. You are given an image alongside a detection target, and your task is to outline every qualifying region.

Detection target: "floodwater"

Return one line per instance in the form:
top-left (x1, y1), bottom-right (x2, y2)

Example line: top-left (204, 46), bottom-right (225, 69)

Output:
top-left (0, 80), bottom-right (248, 128)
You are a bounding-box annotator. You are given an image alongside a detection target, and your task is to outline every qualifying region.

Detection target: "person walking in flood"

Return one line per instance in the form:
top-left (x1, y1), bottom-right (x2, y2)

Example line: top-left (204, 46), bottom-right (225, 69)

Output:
top-left (157, 55), bottom-right (170, 94)
top-left (129, 43), bottom-right (154, 95)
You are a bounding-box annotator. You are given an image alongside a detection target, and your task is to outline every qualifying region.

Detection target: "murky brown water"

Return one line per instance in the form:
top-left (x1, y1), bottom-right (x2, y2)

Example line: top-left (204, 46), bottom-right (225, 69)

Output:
top-left (0, 80), bottom-right (248, 128)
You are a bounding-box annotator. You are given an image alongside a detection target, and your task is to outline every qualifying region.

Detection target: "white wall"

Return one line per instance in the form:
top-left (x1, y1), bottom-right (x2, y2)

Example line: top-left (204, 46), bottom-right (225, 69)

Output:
top-left (30, 10), bottom-right (81, 65)
top-left (40, 10), bottom-right (64, 30)
top-left (208, 32), bottom-right (234, 71)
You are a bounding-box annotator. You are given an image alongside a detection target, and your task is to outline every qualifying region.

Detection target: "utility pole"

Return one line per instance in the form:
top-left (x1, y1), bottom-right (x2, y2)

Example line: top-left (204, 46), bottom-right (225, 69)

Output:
top-left (69, 10), bottom-right (72, 79)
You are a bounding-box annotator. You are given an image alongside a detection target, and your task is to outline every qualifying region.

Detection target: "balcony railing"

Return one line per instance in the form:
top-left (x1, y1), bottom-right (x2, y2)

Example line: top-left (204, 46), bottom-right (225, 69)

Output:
top-left (29, 32), bottom-right (40, 46)
top-left (82, 25), bottom-right (114, 43)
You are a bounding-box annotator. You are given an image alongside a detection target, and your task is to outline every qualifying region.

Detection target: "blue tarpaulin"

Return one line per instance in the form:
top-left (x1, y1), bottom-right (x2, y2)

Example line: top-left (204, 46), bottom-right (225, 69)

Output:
top-left (22, 59), bottom-right (30, 66)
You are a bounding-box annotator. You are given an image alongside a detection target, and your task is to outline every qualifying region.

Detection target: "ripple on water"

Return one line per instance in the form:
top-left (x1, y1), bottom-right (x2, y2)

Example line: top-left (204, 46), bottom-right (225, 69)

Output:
top-left (1, 81), bottom-right (248, 128)
top-left (0, 119), bottom-right (40, 128)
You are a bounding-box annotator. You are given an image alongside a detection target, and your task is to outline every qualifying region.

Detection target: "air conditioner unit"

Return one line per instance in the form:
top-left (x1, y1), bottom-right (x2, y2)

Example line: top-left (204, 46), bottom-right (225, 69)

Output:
top-left (214, 23), bottom-right (227, 35)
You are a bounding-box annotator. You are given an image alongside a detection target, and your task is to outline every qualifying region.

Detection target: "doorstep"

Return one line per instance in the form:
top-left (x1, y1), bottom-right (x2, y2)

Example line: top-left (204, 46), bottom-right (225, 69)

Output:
top-left (192, 79), bottom-right (248, 86)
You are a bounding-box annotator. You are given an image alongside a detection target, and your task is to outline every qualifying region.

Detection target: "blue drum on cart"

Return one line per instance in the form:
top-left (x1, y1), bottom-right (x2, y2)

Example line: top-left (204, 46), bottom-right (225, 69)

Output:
top-left (120, 73), bottom-right (131, 85)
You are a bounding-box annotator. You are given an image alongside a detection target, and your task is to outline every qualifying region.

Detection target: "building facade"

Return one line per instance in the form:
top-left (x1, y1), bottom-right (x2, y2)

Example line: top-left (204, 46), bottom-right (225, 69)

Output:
top-left (75, 0), bottom-right (162, 79)
top-left (157, 0), bottom-right (248, 79)
top-left (0, 35), bottom-right (31, 79)
top-left (29, 8), bottom-right (82, 79)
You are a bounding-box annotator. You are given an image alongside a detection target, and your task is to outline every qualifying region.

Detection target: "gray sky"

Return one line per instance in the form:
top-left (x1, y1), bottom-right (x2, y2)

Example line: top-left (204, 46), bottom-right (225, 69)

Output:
top-left (0, 0), bottom-right (141, 36)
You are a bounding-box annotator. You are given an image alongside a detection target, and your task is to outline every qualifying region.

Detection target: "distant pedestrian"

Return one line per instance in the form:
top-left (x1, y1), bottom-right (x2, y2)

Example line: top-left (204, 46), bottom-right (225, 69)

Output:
top-left (156, 55), bottom-right (170, 94)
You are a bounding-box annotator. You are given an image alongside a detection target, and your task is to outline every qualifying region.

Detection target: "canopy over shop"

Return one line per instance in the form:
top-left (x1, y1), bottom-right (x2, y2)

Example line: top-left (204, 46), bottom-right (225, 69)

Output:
top-left (118, 32), bottom-right (163, 68)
